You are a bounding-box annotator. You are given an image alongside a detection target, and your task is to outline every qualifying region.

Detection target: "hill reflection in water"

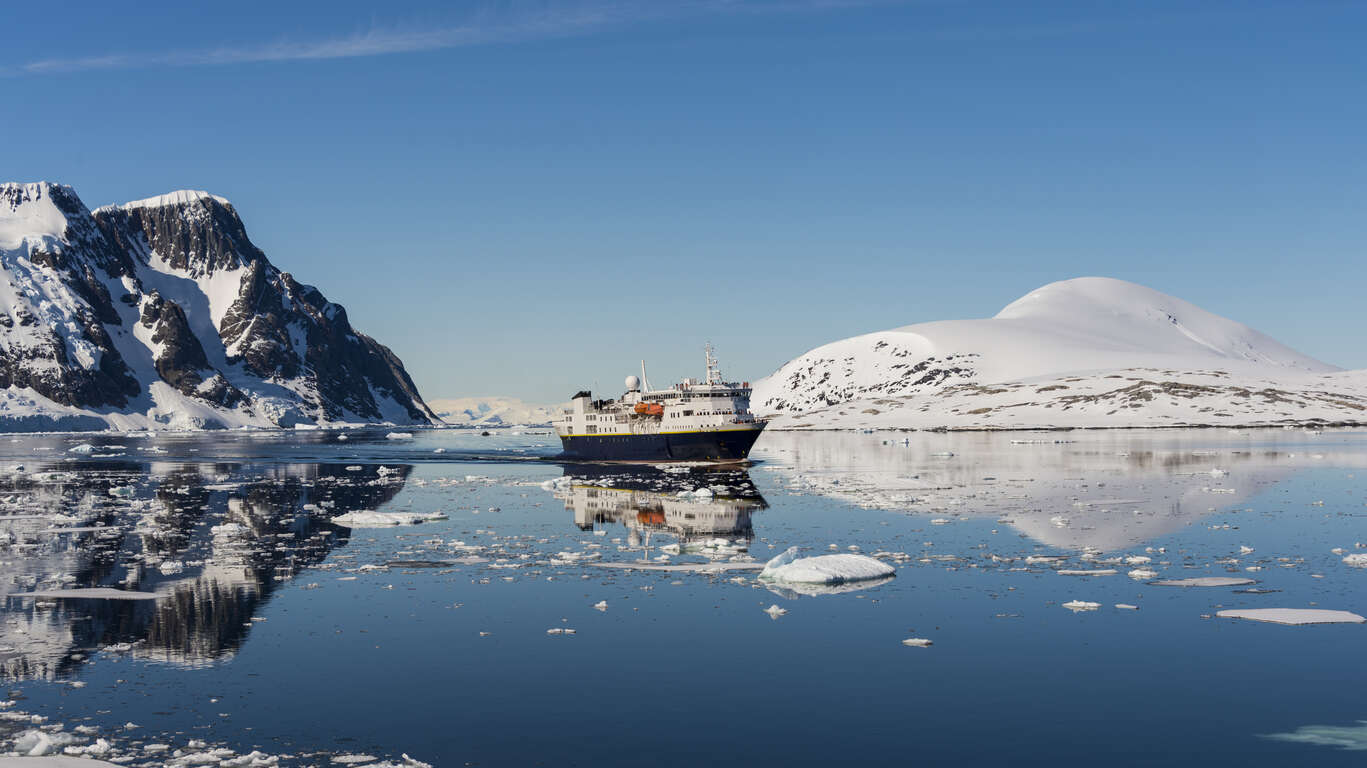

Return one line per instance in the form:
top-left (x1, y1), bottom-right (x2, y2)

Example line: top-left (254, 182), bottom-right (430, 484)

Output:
top-left (753, 429), bottom-right (1367, 551)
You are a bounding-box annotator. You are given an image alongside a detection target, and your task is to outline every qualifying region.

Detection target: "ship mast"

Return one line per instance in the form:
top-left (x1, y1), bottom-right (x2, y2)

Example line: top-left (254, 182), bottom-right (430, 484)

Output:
top-left (704, 343), bottom-right (722, 385)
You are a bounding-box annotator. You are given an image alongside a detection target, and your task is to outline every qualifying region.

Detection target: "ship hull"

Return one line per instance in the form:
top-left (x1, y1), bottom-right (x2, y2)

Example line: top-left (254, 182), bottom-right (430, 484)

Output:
top-left (558, 425), bottom-right (765, 462)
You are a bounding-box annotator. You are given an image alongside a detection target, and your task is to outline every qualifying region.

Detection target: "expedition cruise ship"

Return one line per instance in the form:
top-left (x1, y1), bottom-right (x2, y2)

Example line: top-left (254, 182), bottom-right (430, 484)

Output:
top-left (554, 346), bottom-right (767, 462)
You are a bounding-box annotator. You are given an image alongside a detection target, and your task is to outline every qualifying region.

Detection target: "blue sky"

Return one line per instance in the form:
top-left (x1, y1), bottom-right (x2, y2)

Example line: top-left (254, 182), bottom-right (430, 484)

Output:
top-left (5, 0), bottom-right (1365, 402)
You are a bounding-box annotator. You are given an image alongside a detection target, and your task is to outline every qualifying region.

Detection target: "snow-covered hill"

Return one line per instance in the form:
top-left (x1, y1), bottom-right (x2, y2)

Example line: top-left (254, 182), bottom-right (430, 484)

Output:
top-left (754, 277), bottom-right (1367, 430)
top-left (0, 182), bottom-right (438, 430)
top-left (427, 396), bottom-right (560, 427)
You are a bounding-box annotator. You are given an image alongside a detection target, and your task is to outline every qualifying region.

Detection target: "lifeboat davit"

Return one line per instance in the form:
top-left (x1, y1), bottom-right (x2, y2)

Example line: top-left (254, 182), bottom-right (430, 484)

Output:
top-left (634, 402), bottom-right (664, 417)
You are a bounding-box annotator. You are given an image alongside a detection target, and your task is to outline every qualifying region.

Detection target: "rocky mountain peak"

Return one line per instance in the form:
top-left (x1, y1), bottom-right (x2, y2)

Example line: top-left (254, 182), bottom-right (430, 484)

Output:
top-left (0, 181), bottom-right (438, 430)
top-left (94, 190), bottom-right (262, 279)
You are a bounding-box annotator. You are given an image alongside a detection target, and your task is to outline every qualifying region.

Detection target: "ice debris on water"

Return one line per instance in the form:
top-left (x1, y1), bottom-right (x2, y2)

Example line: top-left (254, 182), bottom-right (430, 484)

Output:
top-left (593, 600), bottom-right (608, 611)
top-left (1062, 600), bottom-right (1101, 612)
top-left (1342, 554), bottom-right (1367, 568)
top-left (901, 637), bottom-right (933, 647)
top-left (759, 546), bottom-right (895, 585)
top-left (764, 604), bottom-right (787, 618)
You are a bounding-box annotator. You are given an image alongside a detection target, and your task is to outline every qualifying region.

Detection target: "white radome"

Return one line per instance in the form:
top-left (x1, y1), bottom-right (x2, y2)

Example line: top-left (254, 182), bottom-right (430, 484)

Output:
top-left (625, 375), bottom-right (641, 391)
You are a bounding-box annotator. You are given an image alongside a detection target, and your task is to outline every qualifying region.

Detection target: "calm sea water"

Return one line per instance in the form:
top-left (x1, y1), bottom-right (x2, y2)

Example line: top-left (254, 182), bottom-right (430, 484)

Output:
top-left (2, 427), bottom-right (1366, 766)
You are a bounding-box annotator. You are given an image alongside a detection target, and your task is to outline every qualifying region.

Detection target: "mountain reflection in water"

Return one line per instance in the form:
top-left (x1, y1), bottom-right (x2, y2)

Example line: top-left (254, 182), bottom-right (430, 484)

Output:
top-left (0, 462), bottom-right (409, 680)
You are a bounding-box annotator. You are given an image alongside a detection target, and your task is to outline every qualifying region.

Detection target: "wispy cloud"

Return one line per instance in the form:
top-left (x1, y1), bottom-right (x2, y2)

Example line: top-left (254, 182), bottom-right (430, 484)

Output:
top-left (8, 0), bottom-right (905, 77)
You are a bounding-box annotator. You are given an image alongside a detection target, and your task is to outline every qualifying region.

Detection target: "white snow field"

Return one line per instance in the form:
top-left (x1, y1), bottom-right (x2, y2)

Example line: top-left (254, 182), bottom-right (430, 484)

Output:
top-left (759, 546), bottom-right (896, 584)
top-left (753, 277), bottom-right (1367, 430)
top-left (427, 397), bottom-right (560, 427)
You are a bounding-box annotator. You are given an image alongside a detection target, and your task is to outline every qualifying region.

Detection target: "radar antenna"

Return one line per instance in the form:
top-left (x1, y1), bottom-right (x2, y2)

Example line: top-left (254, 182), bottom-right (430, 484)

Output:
top-left (705, 343), bottom-right (722, 385)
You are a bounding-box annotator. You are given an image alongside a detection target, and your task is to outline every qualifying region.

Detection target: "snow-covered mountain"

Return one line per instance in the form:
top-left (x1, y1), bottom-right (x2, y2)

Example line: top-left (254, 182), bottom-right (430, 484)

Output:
top-left (427, 396), bottom-right (560, 427)
top-left (0, 182), bottom-right (438, 430)
top-left (754, 277), bottom-right (1367, 430)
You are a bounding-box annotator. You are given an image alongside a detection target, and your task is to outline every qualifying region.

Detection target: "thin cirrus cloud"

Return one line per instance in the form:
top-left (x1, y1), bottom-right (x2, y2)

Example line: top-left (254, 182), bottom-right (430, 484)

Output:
top-left (9, 0), bottom-right (902, 76)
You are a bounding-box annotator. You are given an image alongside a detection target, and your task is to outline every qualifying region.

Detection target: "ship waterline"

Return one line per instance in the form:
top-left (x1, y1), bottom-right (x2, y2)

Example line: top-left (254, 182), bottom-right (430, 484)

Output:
top-left (557, 424), bottom-right (765, 462)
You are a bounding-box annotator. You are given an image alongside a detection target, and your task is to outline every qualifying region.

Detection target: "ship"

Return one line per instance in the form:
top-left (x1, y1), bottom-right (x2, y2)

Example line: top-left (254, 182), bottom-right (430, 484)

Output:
top-left (554, 345), bottom-right (767, 462)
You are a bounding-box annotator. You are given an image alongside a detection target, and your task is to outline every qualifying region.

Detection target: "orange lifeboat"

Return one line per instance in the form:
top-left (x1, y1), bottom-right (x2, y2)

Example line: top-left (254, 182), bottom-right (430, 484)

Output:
top-left (634, 402), bottom-right (664, 417)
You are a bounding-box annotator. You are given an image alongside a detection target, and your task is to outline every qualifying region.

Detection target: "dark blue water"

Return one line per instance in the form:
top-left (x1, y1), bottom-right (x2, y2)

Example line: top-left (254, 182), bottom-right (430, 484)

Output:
top-left (3, 427), bottom-right (1367, 766)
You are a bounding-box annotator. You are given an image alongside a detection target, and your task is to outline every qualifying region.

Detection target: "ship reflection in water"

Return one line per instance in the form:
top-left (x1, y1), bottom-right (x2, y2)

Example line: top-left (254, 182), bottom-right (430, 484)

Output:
top-left (551, 465), bottom-right (766, 560)
top-left (0, 462), bottom-right (409, 681)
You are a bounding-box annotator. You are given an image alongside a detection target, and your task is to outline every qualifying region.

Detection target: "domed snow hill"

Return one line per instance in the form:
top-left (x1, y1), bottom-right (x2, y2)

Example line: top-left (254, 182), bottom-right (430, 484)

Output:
top-left (753, 277), bottom-right (1367, 430)
top-left (0, 182), bottom-right (438, 430)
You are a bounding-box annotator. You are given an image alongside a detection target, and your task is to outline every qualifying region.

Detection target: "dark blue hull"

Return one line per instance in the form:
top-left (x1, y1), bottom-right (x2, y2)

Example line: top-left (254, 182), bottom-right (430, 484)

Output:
top-left (558, 426), bottom-right (765, 462)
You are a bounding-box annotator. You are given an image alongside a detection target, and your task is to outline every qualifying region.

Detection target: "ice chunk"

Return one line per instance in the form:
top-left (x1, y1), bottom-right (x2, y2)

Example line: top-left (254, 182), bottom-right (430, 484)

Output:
top-left (1152, 577), bottom-right (1256, 587)
top-left (1216, 608), bottom-right (1366, 625)
top-left (12, 728), bottom-right (81, 755)
top-left (759, 546), bottom-right (896, 584)
top-left (764, 604), bottom-right (787, 618)
top-left (1342, 554), bottom-right (1367, 568)
top-left (593, 600), bottom-right (608, 611)
top-left (385, 432), bottom-right (414, 440)
top-left (1128, 568), bottom-right (1159, 580)
top-left (901, 637), bottom-right (933, 647)
top-left (1062, 600), bottom-right (1101, 612)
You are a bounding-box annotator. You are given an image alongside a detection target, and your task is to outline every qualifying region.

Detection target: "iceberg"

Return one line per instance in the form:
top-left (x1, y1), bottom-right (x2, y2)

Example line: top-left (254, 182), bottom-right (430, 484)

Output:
top-left (759, 546), bottom-right (895, 585)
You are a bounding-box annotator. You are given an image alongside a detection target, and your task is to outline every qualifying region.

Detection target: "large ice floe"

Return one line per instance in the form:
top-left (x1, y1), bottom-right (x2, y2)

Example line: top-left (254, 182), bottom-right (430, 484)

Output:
top-left (758, 546), bottom-right (895, 585)
top-left (329, 510), bottom-right (448, 528)
top-left (1215, 609), bottom-right (1366, 626)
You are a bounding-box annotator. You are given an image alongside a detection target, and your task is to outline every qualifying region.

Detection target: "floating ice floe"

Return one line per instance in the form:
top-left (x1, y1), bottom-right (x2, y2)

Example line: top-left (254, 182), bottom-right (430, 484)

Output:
top-left (1062, 600), bottom-right (1101, 612)
top-left (1115, 604), bottom-right (1139, 610)
top-left (1152, 576), bottom-right (1256, 587)
top-left (8, 588), bottom-right (159, 601)
top-left (1128, 568), bottom-right (1159, 580)
top-left (1342, 554), bottom-right (1367, 568)
top-left (1058, 569), bottom-right (1117, 576)
top-left (758, 546), bottom-right (896, 585)
top-left (330, 510), bottom-right (448, 528)
top-left (764, 604), bottom-right (787, 618)
top-left (1216, 608), bottom-right (1366, 625)
top-left (901, 638), bottom-right (933, 647)
top-left (385, 432), bottom-right (414, 440)
top-left (593, 600), bottom-right (608, 611)
top-left (591, 561), bottom-right (762, 573)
